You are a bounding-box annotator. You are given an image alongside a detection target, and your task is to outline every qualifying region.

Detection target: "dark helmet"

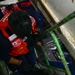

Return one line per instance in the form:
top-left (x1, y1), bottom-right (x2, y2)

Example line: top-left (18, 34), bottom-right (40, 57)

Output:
top-left (8, 10), bottom-right (32, 38)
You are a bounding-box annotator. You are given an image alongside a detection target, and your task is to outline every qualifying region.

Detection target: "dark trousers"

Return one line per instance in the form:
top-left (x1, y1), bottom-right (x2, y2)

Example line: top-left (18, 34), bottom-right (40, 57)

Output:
top-left (7, 46), bottom-right (36, 75)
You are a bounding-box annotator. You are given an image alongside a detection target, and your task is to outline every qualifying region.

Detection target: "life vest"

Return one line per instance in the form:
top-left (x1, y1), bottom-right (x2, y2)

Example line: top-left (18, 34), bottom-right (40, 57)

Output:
top-left (0, 12), bottom-right (29, 56)
top-left (0, 10), bottom-right (37, 56)
top-left (11, 1), bottom-right (32, 11)
top-left (30, 16), bottom-right (37, 33)
top-left (20, 1), bottom-right (32, 7)
top-left (0, 5), bottom-right (37, 33)
top-left (0, 6), bottom-right (9, 15)
top-left (12, 4), bottom-right (21, 11)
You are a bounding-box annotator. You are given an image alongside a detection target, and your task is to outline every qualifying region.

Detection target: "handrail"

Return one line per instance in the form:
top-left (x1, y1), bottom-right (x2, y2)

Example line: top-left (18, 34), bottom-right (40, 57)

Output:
top-left (50, 31), bottom-right (72, 75)
top-left (39, 43), bottom-right (53, 75)
top-left (39, 11), bottom-right (75, 75)
top-left (41, 11), bottom-right (75, 37)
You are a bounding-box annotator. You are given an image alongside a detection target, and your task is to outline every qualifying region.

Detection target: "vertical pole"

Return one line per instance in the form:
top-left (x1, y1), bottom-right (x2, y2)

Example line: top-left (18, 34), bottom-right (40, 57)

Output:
top-left (41, 11), bottom-right (75, 37)
top-left (39, 43), bottom-right (53, 75)
top-left (50, 31), bottom-right (72, 75)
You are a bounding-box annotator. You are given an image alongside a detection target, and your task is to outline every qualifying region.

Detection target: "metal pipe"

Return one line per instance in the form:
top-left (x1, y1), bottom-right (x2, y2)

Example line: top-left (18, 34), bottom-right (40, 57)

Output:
top-left (39, 43), bottom-right (53, 75)
top-left (41, 11), bottom-right (75, 37)
top-left (40, 63), bottom-right (66, 73)
top-left (50, 31), bottom-right (72, 75)
top-left (34, 47), bottom-right (66, 73)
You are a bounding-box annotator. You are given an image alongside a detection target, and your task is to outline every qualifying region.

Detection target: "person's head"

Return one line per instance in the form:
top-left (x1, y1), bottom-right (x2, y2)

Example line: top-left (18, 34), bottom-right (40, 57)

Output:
top-left (8, 10), bottom-right (32, 38)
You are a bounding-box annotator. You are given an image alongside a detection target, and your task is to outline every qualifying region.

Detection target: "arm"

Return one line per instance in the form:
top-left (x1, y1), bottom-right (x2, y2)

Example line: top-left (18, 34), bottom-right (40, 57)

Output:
top-left (0, 31), bottom-right (22, 65)
top-left (8, 57), bottom-right (22, 65)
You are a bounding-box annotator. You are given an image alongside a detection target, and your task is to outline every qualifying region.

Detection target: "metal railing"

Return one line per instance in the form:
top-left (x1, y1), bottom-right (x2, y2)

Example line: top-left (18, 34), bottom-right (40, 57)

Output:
top-left (37, 11), bottom-right (75, 75)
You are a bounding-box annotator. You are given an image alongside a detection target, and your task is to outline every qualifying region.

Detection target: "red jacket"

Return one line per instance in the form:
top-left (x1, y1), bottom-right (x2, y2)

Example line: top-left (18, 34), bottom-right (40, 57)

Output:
top-left (0, 10), bottom-right (37, 56)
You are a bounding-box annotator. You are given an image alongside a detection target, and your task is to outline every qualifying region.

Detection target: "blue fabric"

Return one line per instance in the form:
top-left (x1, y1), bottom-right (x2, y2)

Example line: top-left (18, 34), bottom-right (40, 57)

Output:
top-left (8, 46), bottom-right (36, 73)
top-left (0, 31), bottom-right (11, 63)
top-left (14, 46), bottom-right (36, 66)
top-left (0, 31), bottom-right (36, 73)
top-left (17, 1), bottom-right (44, 29)
top-left (48, 61), bottom-right (75, 75)
top-left (25, 46), bottom-right (36, 66)
top-left (0, 9), bottom-right (3, 19)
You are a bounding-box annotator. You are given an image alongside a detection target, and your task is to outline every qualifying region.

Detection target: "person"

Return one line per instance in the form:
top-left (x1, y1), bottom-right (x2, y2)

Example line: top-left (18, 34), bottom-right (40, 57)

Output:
top-left (0, 9), bottom-right (41, 75)
top-left (18, 0), bottom-right (44, 29)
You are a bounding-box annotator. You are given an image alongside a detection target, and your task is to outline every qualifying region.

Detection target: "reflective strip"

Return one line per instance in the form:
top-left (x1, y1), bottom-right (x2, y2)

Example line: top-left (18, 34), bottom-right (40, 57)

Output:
top-left (23, 36), bottom-right (27, 41)
top-left (8, 34), bottom-right (17, 41)
top-left (12, 39), bottom-right (21, 47)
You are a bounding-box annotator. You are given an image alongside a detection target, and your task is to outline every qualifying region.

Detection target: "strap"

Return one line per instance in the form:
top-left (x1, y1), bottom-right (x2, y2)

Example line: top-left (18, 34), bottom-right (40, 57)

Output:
top-left (5, 27), bottom-right (13, 36)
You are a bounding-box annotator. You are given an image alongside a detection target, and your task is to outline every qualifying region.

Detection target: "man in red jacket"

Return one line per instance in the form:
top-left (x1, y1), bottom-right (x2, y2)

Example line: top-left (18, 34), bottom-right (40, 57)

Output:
top-left (0, 10), bottom-right (41, 75)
